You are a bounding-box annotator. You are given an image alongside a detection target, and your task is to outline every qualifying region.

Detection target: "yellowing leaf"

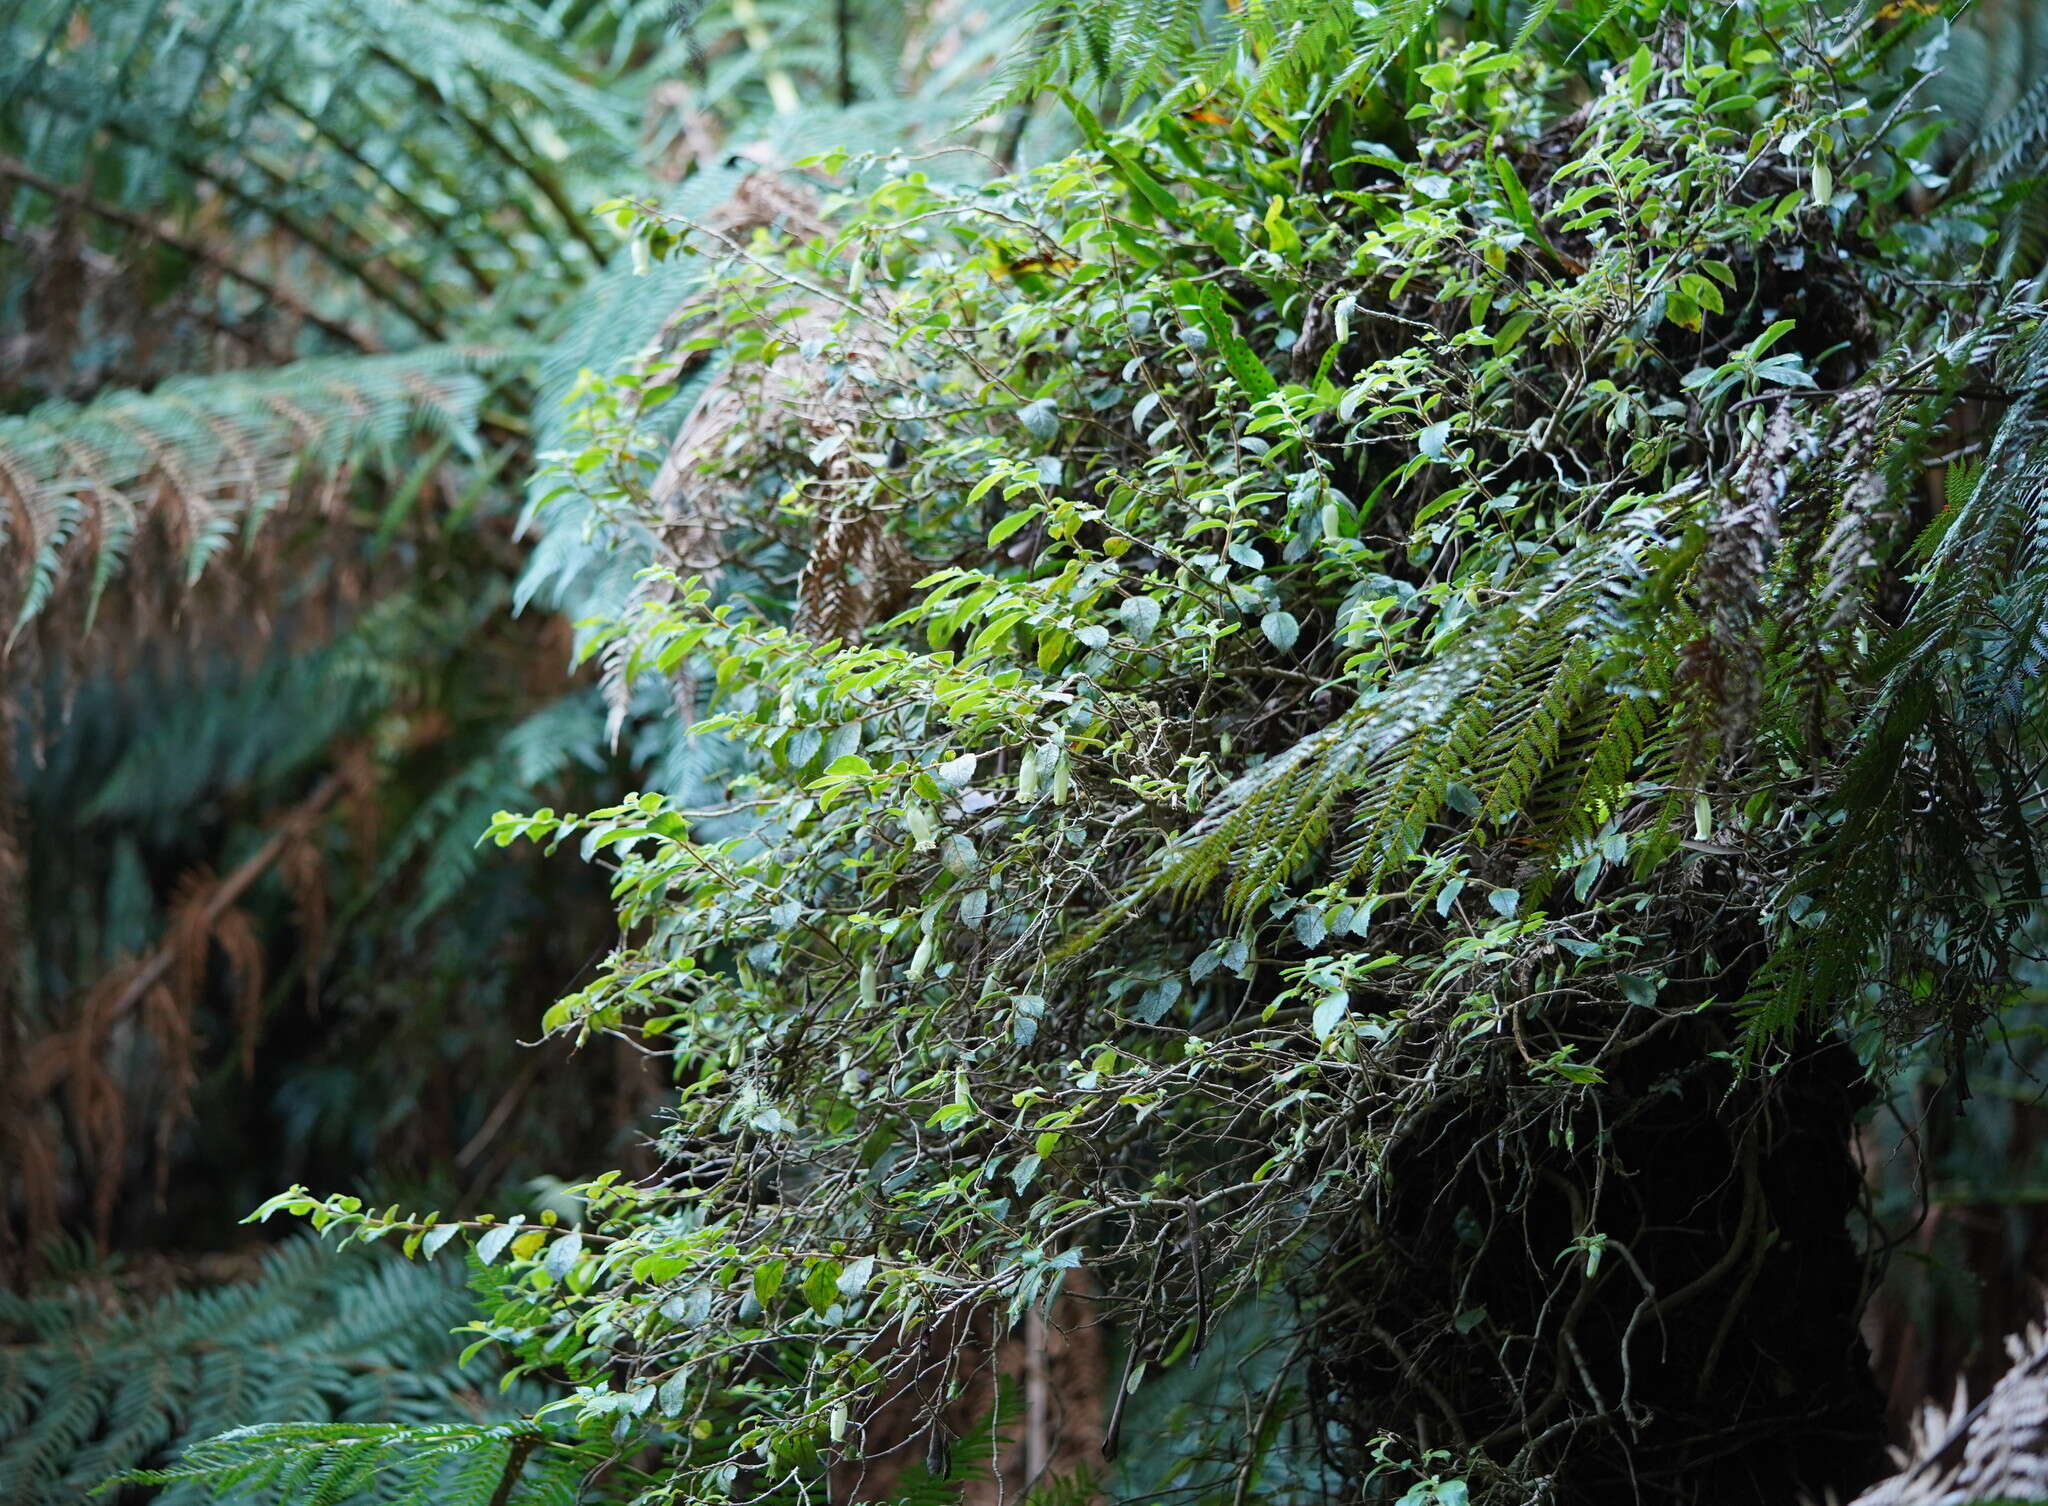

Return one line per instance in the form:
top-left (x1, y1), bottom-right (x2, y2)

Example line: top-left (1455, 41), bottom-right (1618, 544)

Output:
top-left (1262, 196), bottom-right (1302, 255)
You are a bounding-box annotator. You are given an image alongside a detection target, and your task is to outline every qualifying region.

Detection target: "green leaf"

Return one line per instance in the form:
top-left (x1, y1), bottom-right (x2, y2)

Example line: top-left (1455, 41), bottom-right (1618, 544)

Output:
top-left (1490, 156), bottom-right (1559, 261)
top-left (988, 506), bottom-right (1042, 546)
top-left (1683, 271), bottom-right (1725, 317)
top-left (1172, 278), bottom-right (1277, 400)
top-left (1106, 144), bottom-right (1183, 220)
top-left (1059, 87), bottom-right (1108, 150)
top-left (836, 1255), bottom-right (877, 1298)
top-left (476, 1220), bottom-right (523, 1265)
top-left (1412, 485), bottom-right (1474, 529)
top-left (1262, 195), bottom-right (1302, 255)
top-left (1121, 594), bottom-right (1162, 642)
top-left (1627, 45), bottom-right (1653, 102)
top-left (1620, 975), bottom-right (1660, 1009)
top-left (1491, 311), bottom-right (1536, 352)
top-left (803, 1260), bottom-right (843, 1315)
top-left (1261, 610), bottom-right (1301, 652)
top-left (542, 1232), bottom-right (584, 1280)
top-left (1749, 319), bottom-right (1797, 358)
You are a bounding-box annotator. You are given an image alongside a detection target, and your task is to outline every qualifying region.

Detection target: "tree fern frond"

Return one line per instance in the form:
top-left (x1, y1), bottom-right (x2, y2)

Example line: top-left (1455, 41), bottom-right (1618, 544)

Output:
top-left (996, 0), bottom-right (1450, 114)
top-left (1021, 0), bottom-right (1225, 107)
top-left (1242, 0), bottom-right (1434, 105)
top-left (1538, 646), bottom-right (1679, 861)
top-left (1328, 598), bottom-right (1596, 899)
top-left (1758, 327), bottom-right (2048, 1044)
top-left (0, 346), bottom-right (510, 639)
top-left (0, 0), bottom-right (638, 365)
top-left (369, 691), bottom-right (610, 926)
top-left (1849, 1305), bottom-right (2048, 1506)
top-left (1093, 519), bottom-right (1678, 934)
top-left (120, 1420), bottom-right (568, 1505)
top-left (0, 1237), bottom-right (529, 1505)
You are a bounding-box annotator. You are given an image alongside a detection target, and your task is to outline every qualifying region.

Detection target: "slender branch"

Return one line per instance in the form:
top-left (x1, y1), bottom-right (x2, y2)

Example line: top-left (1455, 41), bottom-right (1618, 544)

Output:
top-left (0, 154), bottom-right (383, 352)
top-left (836, 0), bottom-right (854, 107)
top-left (487, 1433), bottom-right (541, 1506)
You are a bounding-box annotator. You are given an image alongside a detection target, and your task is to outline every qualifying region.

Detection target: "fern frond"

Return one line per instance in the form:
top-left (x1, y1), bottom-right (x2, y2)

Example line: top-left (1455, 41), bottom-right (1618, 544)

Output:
top-left (1106, 519), bottom-right (1676, 930)
top-left (0, 1237), bottom-right (531, 1504)
top-left (119, 1420), bottom-right (614, 1506)
top-left (1758, 327), bottom-right (2048, 1043)
top-left (997, 0), bottom-right (1451, 114)
top-left (369, 691), bottom-right (610, 926)
top-left (0, 346), bottom-right (509, 638)
top-left (1010, 0), bottom-right (1225, 107)
top-left (0, 0), bottom-right (636, 362)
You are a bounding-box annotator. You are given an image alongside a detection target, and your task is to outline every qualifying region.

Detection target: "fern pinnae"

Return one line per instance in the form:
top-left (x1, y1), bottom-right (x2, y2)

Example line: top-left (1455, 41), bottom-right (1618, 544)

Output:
top-left (1495, 635), bottom-right (1602, 822)
top-left (1977, 65), bottom-right (2048, 188)
top-left (1753, 337), bottom-right (2048, 1043)
top-left (1333, 564), bottom-right (1610, 896)
top-left (1333, 650), bottom-right (1496, 898)
top-left (0, 348), bottom-right (504, 642)
top-left (1546, 676), bottom-right (1658, 855)
top-left (1217, 718), bottom-right (1362, 917)
top-left (1, 1236), bottom-right (533, 1504)
top-left (1178, 709), bottom-right (1365, 917)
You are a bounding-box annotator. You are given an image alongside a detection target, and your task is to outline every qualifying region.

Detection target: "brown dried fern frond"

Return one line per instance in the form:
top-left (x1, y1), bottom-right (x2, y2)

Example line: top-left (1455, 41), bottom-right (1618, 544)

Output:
top-left (2, 770), bottom-right (348, 1267)
top-left (0, 346), bottom-right (505, 652)
top-left (1674, 398), bottom-right (1809, 769)
top-left (792, 502), bottom-right (926, 646)
top-left (594, 173), bottom-right (924, 737)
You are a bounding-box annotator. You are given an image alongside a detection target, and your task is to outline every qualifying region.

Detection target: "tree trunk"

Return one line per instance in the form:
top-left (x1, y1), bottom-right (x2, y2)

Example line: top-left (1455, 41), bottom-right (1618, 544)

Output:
top-left (1317, 1017), bottom-right (1888, 1503)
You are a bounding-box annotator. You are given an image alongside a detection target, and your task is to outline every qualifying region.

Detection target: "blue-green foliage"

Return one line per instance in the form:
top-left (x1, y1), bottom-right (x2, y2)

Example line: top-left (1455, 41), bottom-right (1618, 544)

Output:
top-left (0, 1239), bottom-right (528, 1504)
top-left (0, 0), bottom-right (635, 351)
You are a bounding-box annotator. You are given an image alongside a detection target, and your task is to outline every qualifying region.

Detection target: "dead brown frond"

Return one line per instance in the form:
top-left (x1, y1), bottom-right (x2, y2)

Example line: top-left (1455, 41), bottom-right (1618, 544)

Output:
top-left (0, 150), bottom-right (381, 374)
top-left (1, 770), bottom-right (348, 1270)
top-left (277, 830), bottom-right (329, 1008)
top-left (710, 170), bottom-right (834, 243)
top-left (138, 980), bottom-right (197, 1210)
top-left (591, 173), bottom-right (925, 738)
top-left (1675, 400), bottom-right (1807, 768)
top-left (0, 347), bottom-right (495, 663)
top-left (792, 502), bottom-right (926, 645)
